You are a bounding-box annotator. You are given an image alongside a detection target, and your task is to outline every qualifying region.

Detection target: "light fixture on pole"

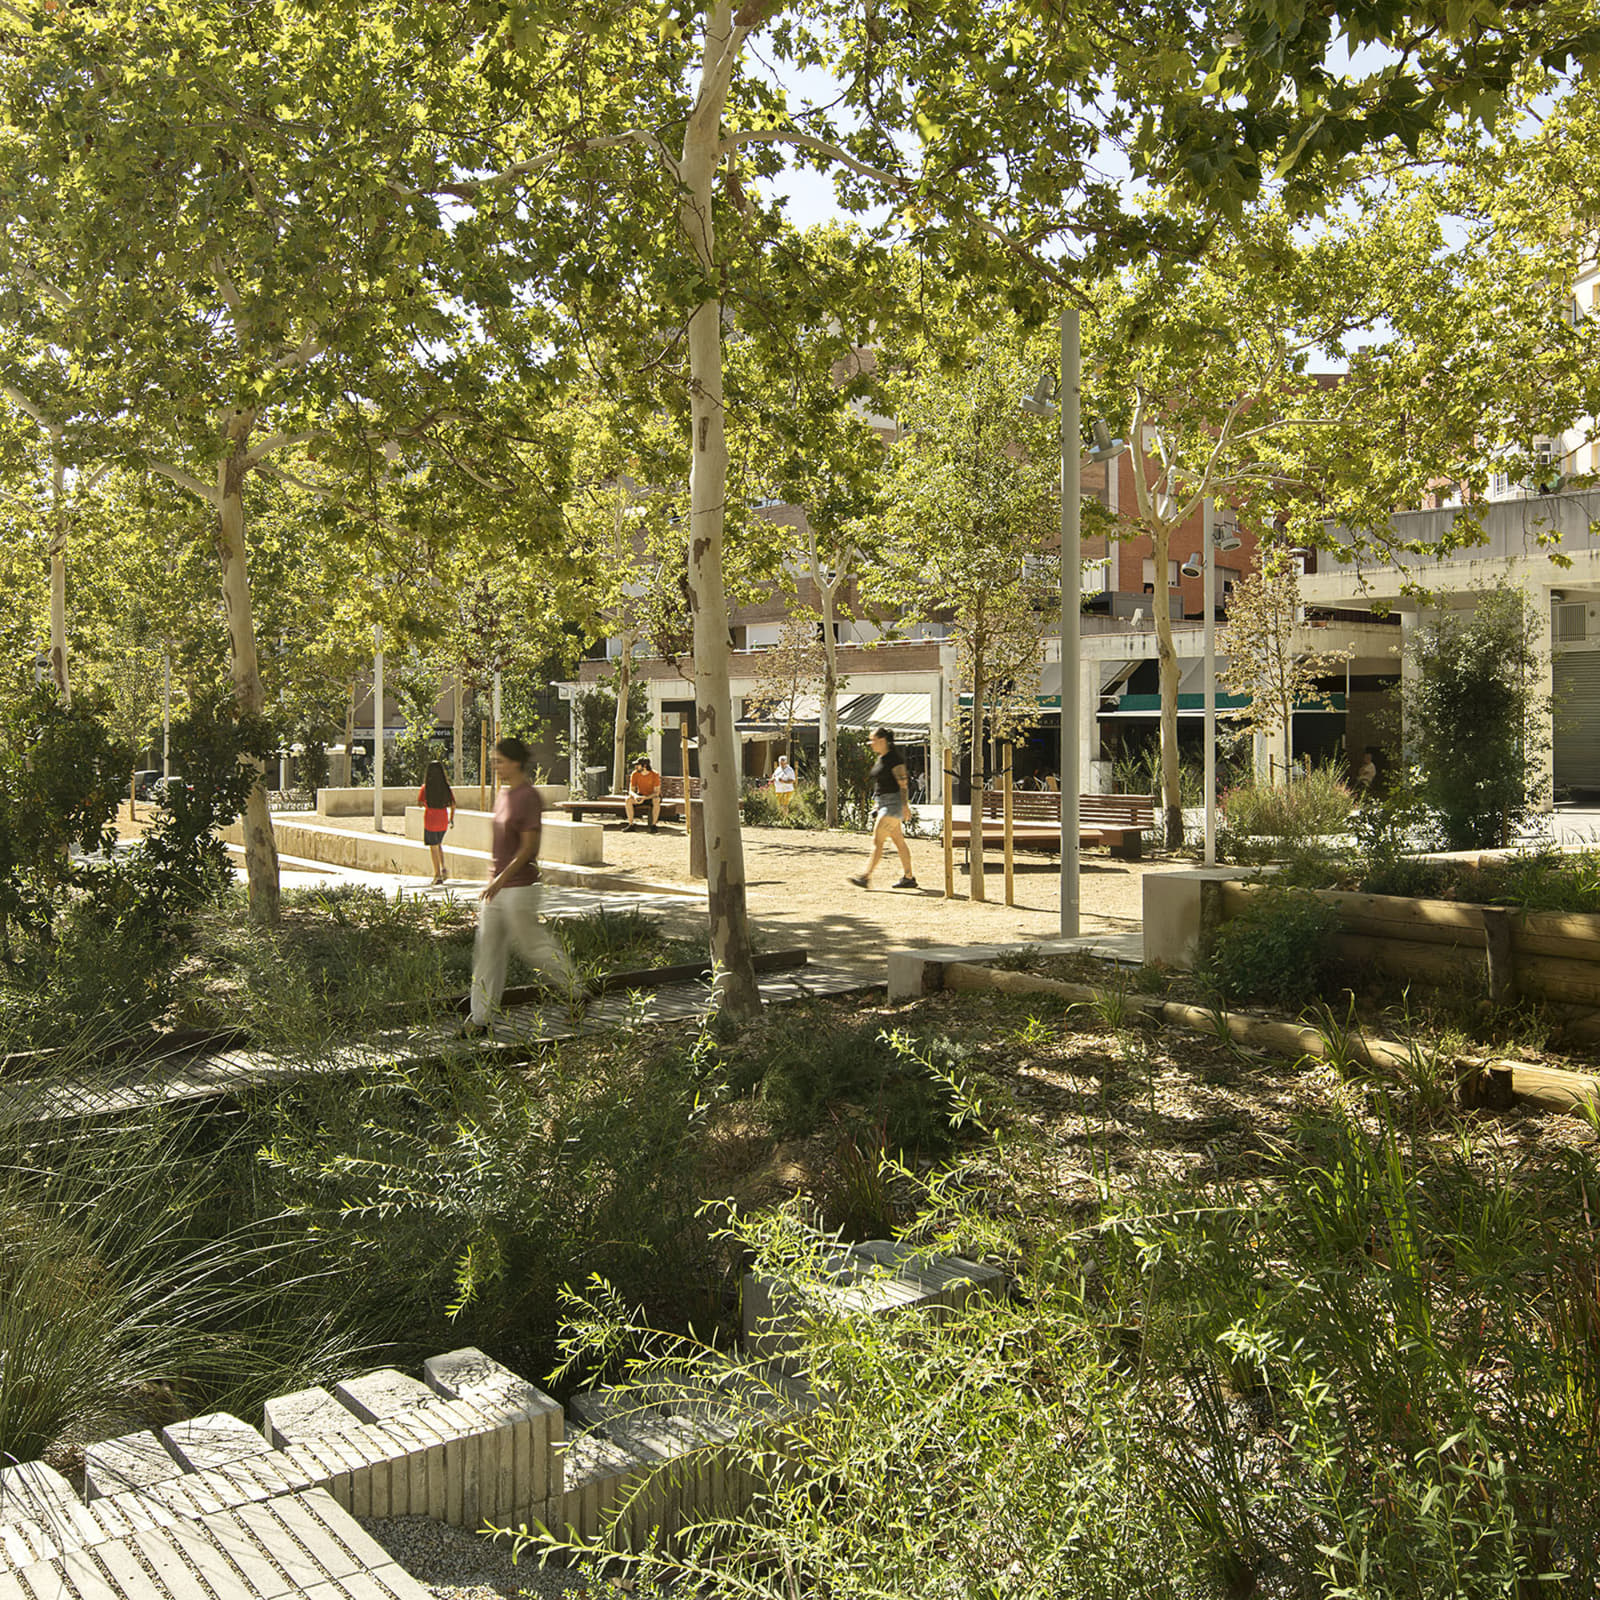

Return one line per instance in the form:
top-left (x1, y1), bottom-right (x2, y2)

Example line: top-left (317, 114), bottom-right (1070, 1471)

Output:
top-left (1200, 508), bottom-right (1244, 866)
top-left (1021, 319), bottom-right (1127, 938)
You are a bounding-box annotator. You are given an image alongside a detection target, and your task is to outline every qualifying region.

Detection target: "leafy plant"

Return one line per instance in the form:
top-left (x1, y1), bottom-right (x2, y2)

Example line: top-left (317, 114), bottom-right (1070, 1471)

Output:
top-left (0, 685), bottom-right (129, 961)
top-left (1409, 582), bottom-right (1549, 849)
top-left (1202, 885), bottom-right (1343, 1007)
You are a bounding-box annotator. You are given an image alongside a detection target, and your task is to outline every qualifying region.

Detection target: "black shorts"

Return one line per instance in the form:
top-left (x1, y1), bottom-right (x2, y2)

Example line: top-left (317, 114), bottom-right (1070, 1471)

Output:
top-left (424, 827), bottom-right (446, 846)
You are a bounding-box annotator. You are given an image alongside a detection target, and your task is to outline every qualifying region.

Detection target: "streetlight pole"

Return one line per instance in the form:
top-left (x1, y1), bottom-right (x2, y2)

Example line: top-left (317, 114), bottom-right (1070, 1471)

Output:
top-left (373, 622), bottom-right (385, 834)
top-left (1203, 498), bottom-right (1217, 867)
top-left (162, 653), bottom-right (171, 780)
top-left (1024, 316), bottom-right (1127, 938)
top-left (1059, 309), bottom-right (1082, 939)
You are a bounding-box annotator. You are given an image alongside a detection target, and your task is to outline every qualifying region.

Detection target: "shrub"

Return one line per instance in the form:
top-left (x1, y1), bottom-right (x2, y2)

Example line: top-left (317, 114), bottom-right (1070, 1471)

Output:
top-left (1202, 885), bottom-right (1342, 1006)
top-left (742, 780), bottom-right (825, 829)
top-left (532, 1099), bottom-right (1600, 1598)
top-left (1218, 763), bottom-right (1353, 860)
top-left (1409, 583), bottom-right (1548, 849)
top-left (0, 686), bottom-right (129, 961)
top-left (730, 1019), bottom-right (965, 1156)
top-left (254, 1044), bottom-right (729, 1371)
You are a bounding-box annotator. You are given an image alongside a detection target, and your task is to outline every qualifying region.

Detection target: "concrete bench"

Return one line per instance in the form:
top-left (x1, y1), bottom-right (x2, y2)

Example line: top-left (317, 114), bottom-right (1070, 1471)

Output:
top-left (402, 807), bottom-right (602, 866)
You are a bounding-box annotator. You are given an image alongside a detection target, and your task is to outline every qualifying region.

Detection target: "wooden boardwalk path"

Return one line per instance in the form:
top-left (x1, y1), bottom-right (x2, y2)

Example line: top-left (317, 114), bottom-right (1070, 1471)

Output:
top-left (0, 953), bottom-right (878, 1128)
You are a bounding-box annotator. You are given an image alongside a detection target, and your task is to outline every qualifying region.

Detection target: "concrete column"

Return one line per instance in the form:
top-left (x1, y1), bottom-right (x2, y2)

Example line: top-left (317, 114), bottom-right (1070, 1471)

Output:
top-left (647, 683), bottom-right (664, 774)
top-left (1078, 657), bottom-right (1097, 791)
top-left (1399, 609), bottom-right (1420, 770)
top-left (1531, 585), bottom-right (1556, 810)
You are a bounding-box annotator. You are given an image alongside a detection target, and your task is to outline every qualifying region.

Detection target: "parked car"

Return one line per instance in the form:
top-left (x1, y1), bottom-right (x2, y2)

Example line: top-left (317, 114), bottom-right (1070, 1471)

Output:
top-left (132, 769), bottom-right (163, 800)
top-left (152, 774), bottom-right (189, 805)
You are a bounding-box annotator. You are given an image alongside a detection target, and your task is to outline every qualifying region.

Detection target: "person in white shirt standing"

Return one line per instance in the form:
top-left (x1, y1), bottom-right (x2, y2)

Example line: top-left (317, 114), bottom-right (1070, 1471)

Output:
top-left (772, 753), bottom-right (797, 816)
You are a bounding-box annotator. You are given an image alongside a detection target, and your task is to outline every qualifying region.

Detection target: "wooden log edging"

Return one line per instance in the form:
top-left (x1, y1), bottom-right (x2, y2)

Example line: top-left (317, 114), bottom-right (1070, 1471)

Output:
top-left (1216, 882), bottom-right (1600, 1010)
top-left (940, 961), bottom-right (1600, 1117)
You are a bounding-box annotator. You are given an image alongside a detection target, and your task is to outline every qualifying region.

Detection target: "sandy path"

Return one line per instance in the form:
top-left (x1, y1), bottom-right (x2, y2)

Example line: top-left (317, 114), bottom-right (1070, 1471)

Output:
top-left (140, 804), bottom-right (1177, 973)
top-left (598, 820), bottom-right (1165, 969)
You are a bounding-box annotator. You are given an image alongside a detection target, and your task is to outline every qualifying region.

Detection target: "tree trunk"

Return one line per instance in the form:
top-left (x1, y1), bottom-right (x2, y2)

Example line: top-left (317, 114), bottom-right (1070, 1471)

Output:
top-left (969, 657), bottom-right (986, 902)
top-left (453, 668), bottom-right (466, 785)
top-left (1151, 525), bottom-right (1183, 850)
top-left (678, 1), bottom-right (760, 1019)
top-left (48, 446), bottom-right (69, 706)
top-left (612, 639), bottom-right (632, 795)
top-left (216, 411), bottom-right (280, 922)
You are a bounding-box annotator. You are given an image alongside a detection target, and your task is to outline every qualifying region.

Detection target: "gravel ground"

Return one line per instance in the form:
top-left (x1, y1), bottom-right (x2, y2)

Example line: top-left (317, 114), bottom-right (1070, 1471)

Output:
top-left (357, 1516), bottom-right (635, 1600)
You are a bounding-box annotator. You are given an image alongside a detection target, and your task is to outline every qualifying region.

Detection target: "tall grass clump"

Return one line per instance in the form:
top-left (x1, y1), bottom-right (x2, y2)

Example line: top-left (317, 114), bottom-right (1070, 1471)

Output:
top-left (1217, 764), bottom-right (1353, 864)
top-left (0, 1110), bottom-right (365, 1466)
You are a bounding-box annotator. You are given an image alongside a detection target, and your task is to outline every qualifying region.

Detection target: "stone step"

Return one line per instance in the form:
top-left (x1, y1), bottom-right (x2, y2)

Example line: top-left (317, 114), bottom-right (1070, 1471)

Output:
top-left (331, 1370), bottom-right (434, 1425)
top-left (261, 1387), bottom-right (366, 1450)
top-left (162, 1413), bottom-right (273, 1475)
top-left (82, 1431), bottom-right (188, 1501)
top-left (553, 1430), bottom-right (662, 1549)
top-left (742, 1237), bottom-right (1005, 1364)
top-left (0, 1463), bottom-right (79, 1534)
top-left (1, 1488), bottom-right (431, 1599)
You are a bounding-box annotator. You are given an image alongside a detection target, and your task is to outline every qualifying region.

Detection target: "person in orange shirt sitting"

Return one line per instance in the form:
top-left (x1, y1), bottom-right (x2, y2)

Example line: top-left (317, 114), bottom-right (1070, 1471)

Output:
top-left (624, 756), bottom-right (662, 830)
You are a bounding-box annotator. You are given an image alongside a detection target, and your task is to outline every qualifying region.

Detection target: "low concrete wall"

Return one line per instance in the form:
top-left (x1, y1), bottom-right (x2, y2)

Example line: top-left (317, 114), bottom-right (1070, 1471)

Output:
top-left (402, 807), bottom-right (602, 866)
top-left (317, 783), bottom-right (568, 818)
top-left (1141, 867), bottom-right (1256, 969)
top-left (224, 815), bottom-right (691, 897)
top-left (316, 786), bottom-right (422, 818)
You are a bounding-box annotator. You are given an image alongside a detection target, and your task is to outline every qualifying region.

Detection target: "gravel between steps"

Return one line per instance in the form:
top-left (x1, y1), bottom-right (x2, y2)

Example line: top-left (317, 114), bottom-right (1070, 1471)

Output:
top-left (358, 1515), bottom-right (636, 1599)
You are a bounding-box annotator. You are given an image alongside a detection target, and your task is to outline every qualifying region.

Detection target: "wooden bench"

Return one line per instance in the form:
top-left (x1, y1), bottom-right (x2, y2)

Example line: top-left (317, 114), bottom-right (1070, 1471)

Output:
top-left (557, 774), bottom-right (699, 823)
top-left (949, 792), bottom-right (1154, 861)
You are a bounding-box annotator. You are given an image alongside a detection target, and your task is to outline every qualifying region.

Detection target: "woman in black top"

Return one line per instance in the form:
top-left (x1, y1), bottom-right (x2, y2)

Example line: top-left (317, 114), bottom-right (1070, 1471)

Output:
top-left (849, 726), bottom-right (918, 890)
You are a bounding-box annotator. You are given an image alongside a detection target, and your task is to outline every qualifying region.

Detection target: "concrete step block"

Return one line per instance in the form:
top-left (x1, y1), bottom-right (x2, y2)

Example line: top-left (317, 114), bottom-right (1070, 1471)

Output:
top-left (422, 1345), bottom-right (565, 1512)
top-left (851, 1239), bottom-right (1006, 1306)
top-left (422, 1348), bottom-right (561, 1424)
top-left (0, 1464), bottom-right (79, 1534)
top-left (743, 1241), bottom-right (1006, 1363)
top-left (262, 1385), bottom-right (366, 1449)
top-left (555, 1431), bottom-right (657, 1547)
top-left (160, 1413), bottom-right (271, 1475)
top-left (331, 1369), bottom-right (433, 1424)
top-left (0, 1519), bottom-right (58, 1573)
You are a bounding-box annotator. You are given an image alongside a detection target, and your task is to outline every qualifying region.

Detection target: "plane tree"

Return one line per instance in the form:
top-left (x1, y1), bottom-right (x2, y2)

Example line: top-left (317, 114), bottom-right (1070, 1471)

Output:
top-left (0, 0), bottom-right (547, 920)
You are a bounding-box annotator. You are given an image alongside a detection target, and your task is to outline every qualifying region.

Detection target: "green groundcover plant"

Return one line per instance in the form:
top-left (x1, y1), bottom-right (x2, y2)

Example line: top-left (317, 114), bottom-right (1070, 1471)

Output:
top-left (521, 1034), bottom-right (1600, 1598)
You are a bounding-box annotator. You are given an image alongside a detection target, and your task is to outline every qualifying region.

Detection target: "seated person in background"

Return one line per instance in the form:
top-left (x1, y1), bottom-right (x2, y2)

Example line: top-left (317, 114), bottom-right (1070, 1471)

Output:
top-left (624, 756), bottom-right (662, 830)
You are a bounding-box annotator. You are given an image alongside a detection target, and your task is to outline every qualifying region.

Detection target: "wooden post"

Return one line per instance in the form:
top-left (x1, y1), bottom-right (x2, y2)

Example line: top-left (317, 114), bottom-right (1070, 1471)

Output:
top-left (1002, 744), bottom-right (1015, 907)
top-left (943, 762), bottom-right (956, 900)
top-left (129, 770), bottom-right (137, 823)
top-left (479, 712), bottom-right (487, 812)
top-left (1484, 908), bottom-right (1515, 1005)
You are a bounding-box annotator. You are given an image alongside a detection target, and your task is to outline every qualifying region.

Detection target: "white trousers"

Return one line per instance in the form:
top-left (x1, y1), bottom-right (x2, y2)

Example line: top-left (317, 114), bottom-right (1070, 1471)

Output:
top-left (470, 883), bottom-right (575, 1022)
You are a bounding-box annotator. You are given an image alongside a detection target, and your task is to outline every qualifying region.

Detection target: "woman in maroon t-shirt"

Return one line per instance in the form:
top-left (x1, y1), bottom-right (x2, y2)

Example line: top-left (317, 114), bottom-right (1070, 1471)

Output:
top-left (418, 761), bottom-right (456, 884)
